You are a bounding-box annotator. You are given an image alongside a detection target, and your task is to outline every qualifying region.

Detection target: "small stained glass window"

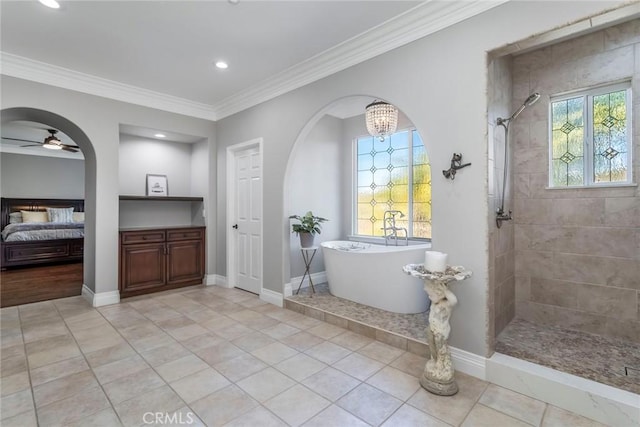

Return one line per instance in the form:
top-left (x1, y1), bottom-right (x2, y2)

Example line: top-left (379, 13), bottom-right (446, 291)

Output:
top-left (550, 83), bottom-right (632, 187)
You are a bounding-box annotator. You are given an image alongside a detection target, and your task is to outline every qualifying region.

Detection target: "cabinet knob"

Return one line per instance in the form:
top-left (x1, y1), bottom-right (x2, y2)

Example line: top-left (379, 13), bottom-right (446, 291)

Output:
top-left (232, 224), bottom-right (238, 229)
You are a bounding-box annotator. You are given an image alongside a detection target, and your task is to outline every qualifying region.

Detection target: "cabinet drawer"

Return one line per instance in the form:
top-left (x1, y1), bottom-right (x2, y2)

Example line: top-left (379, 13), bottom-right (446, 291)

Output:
top-left (167, 228), bottom-right (204, 242)
top-left (121, 230), bottom-right (165, 244)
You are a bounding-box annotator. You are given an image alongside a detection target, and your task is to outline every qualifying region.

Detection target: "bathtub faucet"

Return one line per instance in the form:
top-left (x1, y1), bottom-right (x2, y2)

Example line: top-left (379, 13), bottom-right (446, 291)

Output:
top-left (382, 210), bottom-right (408, 246)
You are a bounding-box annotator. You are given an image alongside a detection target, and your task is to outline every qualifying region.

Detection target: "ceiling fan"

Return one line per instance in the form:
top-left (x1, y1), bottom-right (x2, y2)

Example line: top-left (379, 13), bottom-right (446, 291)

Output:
top-left (2, 129), bottom-right (80, 153)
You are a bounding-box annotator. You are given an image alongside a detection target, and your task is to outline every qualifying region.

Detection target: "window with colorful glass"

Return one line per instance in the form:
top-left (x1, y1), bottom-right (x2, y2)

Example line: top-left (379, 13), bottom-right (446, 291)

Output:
top-left (355, 129), bottom-right (431, 239)
top-left (550, 82), bottom-right (632, 187)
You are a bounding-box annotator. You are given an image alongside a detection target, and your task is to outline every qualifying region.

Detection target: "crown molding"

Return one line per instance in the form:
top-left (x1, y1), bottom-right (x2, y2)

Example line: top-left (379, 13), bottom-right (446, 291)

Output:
top-left (0, 52), bottom-right (217, 121)
top-left (1, 1), bottom-right (506, 122)
top-left (212, 0), bottom-right (508, 119)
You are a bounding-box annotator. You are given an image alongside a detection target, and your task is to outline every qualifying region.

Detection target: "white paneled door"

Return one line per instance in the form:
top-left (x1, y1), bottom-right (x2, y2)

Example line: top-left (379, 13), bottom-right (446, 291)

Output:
top-left (232, 145), bottom-right (262, 294)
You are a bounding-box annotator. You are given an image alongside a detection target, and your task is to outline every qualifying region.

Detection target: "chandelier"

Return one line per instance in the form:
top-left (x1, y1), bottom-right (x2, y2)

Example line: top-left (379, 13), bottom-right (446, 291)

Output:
top-left (365, 100), bottom-right (398, 140)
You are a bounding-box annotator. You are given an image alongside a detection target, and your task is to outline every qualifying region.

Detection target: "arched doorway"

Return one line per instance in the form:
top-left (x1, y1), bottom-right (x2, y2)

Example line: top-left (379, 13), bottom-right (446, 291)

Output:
top-left (1, 108), bottom-right (97, 306)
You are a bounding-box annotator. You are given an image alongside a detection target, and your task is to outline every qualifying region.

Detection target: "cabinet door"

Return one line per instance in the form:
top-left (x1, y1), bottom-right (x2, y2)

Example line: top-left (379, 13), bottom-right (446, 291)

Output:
top-left (166, 240), bottom-right (203, 285)
top-left (120, 242), bottom-right (166, 293)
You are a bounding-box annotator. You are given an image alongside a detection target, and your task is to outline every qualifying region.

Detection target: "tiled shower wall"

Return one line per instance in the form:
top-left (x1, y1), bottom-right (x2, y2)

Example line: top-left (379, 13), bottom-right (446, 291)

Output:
top-left (511, 20), bottom-right (640, 342)
top-left (487, 56), bottom-right (515, 350)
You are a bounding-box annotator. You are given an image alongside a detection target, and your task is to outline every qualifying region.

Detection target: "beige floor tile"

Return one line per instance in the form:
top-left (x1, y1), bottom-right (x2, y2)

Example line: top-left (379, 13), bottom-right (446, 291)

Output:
top-left (0, 354), bottom-right (28, 377)
top-left (231, 331), bottom-right (276, 352)
top-left (33, 370), bottom-right (98, 408)
top-left (128, 332), bottom-right (176, 353)
top-left (66, 407), bottom-right (123, 427)
top-left (184, 308), bottom-right (226, 323)
top-left (213, 322), bottom-right (255, 341)
top-left (330, 330), bottom-right (374, 351)
top-left (83, 340), bottom-right (131, 364)
top-left (1, 343), bottom-right (25, 361)
top-left (196, 341), bottom-right (247, 366)
top-left (199, 316), bottom-right (237, 332)
top-left (21, 320), bottom-right (69, 343)
top-left (36, 384), bottom-right (110, 427)
top-left (170, 367), bottom-right (231, 403)
top-left (190, 384), bottom-right (258, 426)
top-left (307, 323), bottom-right (347, 340)
top-left (30, 356), bottom-right (90, 387)
top-left (139, 341), bottom-right (191, 367)
top-left (167, 323), bottom-right (210, 341)
top-left (251, 342), bottom-right (299, 365)
top-left (102, 367), bottom-right (166, 404)
top-left (541, 405), bottom-right (609, 427)
top-left (407, 373), bottom-right (488, 426)
top-left (239, 314), bottom-right (281, 331)
top-left (181, 332), bottom-right (226, 352)
top-left (26, 334), bottom-right (82, 369)
top-left (226, 309), bottom-right (265, 324)
top-left (274, 352), bottom-right (327, 382)
top-left (156, 354), bottom-right (210, 383)
top-left (461, 404), bottom-right (531, 427)
top-left (213, 353), bottom-right (268, 382)
top-left (389, 351), bottom-right (427, 378)
top-left (236, 367), bottom-right (296, 402)
top-left (381, 403), bottom-right (451, 427)
top-left (304, 404), bottom-right (370, 427)
top-left (223, 405), bottom-right (287, 427)
top-left (264, 384), bottom-right (331, 426)
top-left (301, 367), bottom-right (361, 402)
top-left (141, 307), bottom-right (183, 323)
top-left (93, 354), bottom-right (149, 385)
top-left (1, 332), bottom-right (24, 350)
top-left (358, 341), bottom-right (404, 364)
top-left (337, 383), bottom-right (402, 426)
top-left (0, 371), bottom-right (30, 396)
top-left (280, 331), bottom-right (324, 352)
top-left (305, 341), bottom-right (351, 365)
top-left (284, 314), bottom-right (324, 330)
top-left (119, 322), bottom-right (164, 341)
top-left (334, 352), bottom-right (384, 381)
top-left (366, 366), bottom-right (421, 401)
top-left (1, 388), bottom-right (34, 420)
top-left (262, 323), bottom-right (301, 340)
top-left (0, 408), bottom-right (38, 427)
top-left (166, 406), bottom-right (207, 427)
top-left (113, 385), bottom-right (185, 427)
top-left (479, 383), bottom-right (547, 426)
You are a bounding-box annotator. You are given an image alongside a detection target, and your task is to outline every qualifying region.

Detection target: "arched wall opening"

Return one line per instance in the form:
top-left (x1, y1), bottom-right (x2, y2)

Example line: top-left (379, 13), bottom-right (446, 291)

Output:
top-left (282, 95), bottom-right (431, 294)
top-left (1, 107), bottom-right (98, 297)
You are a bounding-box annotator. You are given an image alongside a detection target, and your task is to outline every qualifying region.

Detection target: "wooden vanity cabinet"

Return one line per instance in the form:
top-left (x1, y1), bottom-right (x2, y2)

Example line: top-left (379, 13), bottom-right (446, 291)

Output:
top-left (119, 227), bottom-right (205, 298)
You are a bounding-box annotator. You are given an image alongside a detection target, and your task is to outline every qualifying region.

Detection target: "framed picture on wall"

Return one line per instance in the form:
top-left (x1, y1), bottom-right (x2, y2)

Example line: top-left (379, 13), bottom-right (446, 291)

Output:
top-left (146, 174), bottom-right (168, 196)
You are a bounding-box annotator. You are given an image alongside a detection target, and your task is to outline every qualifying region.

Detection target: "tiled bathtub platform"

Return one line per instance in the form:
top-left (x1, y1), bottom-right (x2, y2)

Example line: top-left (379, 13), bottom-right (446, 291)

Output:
top-left (284, 284), bottom-right (430, 356)
top-left (496, 318), bottom-right (640, 394)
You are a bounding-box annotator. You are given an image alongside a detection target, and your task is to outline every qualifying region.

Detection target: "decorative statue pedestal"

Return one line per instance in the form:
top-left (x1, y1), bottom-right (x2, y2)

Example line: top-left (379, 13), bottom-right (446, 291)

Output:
top-left (403, 264), bottom-right (472, 396)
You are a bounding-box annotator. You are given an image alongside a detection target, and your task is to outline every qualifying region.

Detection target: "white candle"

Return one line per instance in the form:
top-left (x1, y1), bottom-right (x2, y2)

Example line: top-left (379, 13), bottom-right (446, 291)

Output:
top-left (425, 251), bottom-right (448, 273)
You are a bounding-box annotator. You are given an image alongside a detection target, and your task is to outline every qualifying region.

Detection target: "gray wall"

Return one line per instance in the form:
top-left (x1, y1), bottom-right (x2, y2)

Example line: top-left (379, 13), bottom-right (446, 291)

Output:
top-left (2, 77), bottom-right (217, 295)
top-left (1, 152), bottom-right (84, 199)
top-left (511, 20), bottom-right (640, 342)
top-left (287, 114), bottom-right (343, 278)
top-left (216, 2), bottom-right (624, 356)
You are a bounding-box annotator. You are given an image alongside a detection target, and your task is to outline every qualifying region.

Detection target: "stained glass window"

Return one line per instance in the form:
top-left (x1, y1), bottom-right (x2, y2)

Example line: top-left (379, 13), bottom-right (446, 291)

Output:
top-left (355, 129), bottom-right (431, 238)
top-left (550, 83), bottom-right (631, 187)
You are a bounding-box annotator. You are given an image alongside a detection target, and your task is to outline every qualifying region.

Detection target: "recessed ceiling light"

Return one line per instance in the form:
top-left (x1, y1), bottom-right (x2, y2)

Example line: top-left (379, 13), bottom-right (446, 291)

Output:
top-left (215, 61), bottom-right (228, 70)
top-left (154, 133), bottom-right (166, 138)
top-left (39, 0), bottom-right (60, 9)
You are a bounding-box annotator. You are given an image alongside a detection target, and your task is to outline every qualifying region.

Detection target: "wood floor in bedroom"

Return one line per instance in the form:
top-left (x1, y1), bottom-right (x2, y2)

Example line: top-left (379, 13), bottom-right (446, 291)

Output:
top-left (0, 262), bottom-right (83, 307)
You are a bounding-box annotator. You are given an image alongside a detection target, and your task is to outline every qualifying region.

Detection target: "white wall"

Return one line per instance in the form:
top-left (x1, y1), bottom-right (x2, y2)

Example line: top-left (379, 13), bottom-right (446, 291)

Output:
top-left (1, 153), bottom-right (84, 198)
top-left (215, 1), bottom-right (626, 356)
top-left (287, 114), bottom-right (343, 278)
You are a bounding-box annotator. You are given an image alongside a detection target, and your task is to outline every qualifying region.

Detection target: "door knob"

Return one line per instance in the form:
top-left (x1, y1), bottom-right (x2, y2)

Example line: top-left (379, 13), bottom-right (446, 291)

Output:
top-left (232, 224), bottom-right (238, 229)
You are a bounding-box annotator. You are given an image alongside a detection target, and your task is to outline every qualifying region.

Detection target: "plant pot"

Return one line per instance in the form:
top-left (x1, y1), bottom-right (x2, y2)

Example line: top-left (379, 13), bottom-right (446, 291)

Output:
top-left (299, 232), bottom-right (315, 248)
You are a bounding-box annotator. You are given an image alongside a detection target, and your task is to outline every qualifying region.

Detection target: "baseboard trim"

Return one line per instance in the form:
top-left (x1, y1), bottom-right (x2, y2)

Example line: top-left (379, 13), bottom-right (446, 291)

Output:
top-left (284, 271), bottom-right (327, 296)
top-left (487, 353), bottom-right (639, 426)
top-left (82, 285), bottom-right (120, 307)
top-left (260, 288), bottom-right (284, 307)
top-left (450, 346), bottom-right (487, 380)
top-left (206, 274), bottom-right (230, 288)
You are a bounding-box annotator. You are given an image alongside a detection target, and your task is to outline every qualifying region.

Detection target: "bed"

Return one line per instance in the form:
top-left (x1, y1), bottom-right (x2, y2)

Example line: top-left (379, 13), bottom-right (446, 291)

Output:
top-left (1, 198), bottom-right (85, 268)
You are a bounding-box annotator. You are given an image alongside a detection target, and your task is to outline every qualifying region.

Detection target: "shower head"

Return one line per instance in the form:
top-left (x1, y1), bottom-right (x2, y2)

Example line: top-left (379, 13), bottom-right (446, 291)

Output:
top-left (497, 92), bottom-right (541, 126)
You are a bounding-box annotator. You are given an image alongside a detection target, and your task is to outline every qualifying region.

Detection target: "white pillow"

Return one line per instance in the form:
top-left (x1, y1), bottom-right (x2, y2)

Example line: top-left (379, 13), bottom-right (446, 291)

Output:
top-left (20, 210), bottom-right (49, 223)
top-left (47, 207), bottom-right (74, 223)
top-left (72, 212), bottom-right (85, 223)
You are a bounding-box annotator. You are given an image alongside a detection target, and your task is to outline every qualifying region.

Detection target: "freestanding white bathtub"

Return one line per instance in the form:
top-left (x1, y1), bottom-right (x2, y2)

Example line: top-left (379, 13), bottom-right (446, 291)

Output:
top-left (321, 240), bottom-right (431, 314)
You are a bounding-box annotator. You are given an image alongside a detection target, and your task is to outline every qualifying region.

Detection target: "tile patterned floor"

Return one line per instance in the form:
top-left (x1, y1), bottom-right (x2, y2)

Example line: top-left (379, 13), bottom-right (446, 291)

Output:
top-left (0, 285), bottom-right (608, 426)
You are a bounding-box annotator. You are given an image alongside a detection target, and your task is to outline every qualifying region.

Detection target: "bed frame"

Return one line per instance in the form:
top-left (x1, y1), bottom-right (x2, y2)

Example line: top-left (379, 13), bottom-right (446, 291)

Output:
top-left (1, 198), bottom-right (84, 269)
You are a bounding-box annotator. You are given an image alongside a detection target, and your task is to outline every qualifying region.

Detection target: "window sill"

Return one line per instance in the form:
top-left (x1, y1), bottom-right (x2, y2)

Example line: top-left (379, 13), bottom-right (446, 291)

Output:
top-left (348, 235), bottom-right (432, 247)
top-left (545, 183), bottom-right (637, 190)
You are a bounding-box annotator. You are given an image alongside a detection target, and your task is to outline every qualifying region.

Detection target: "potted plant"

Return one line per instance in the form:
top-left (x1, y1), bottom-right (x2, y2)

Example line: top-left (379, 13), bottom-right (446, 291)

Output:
top-left (289, 211), bottom-right (328, 248)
